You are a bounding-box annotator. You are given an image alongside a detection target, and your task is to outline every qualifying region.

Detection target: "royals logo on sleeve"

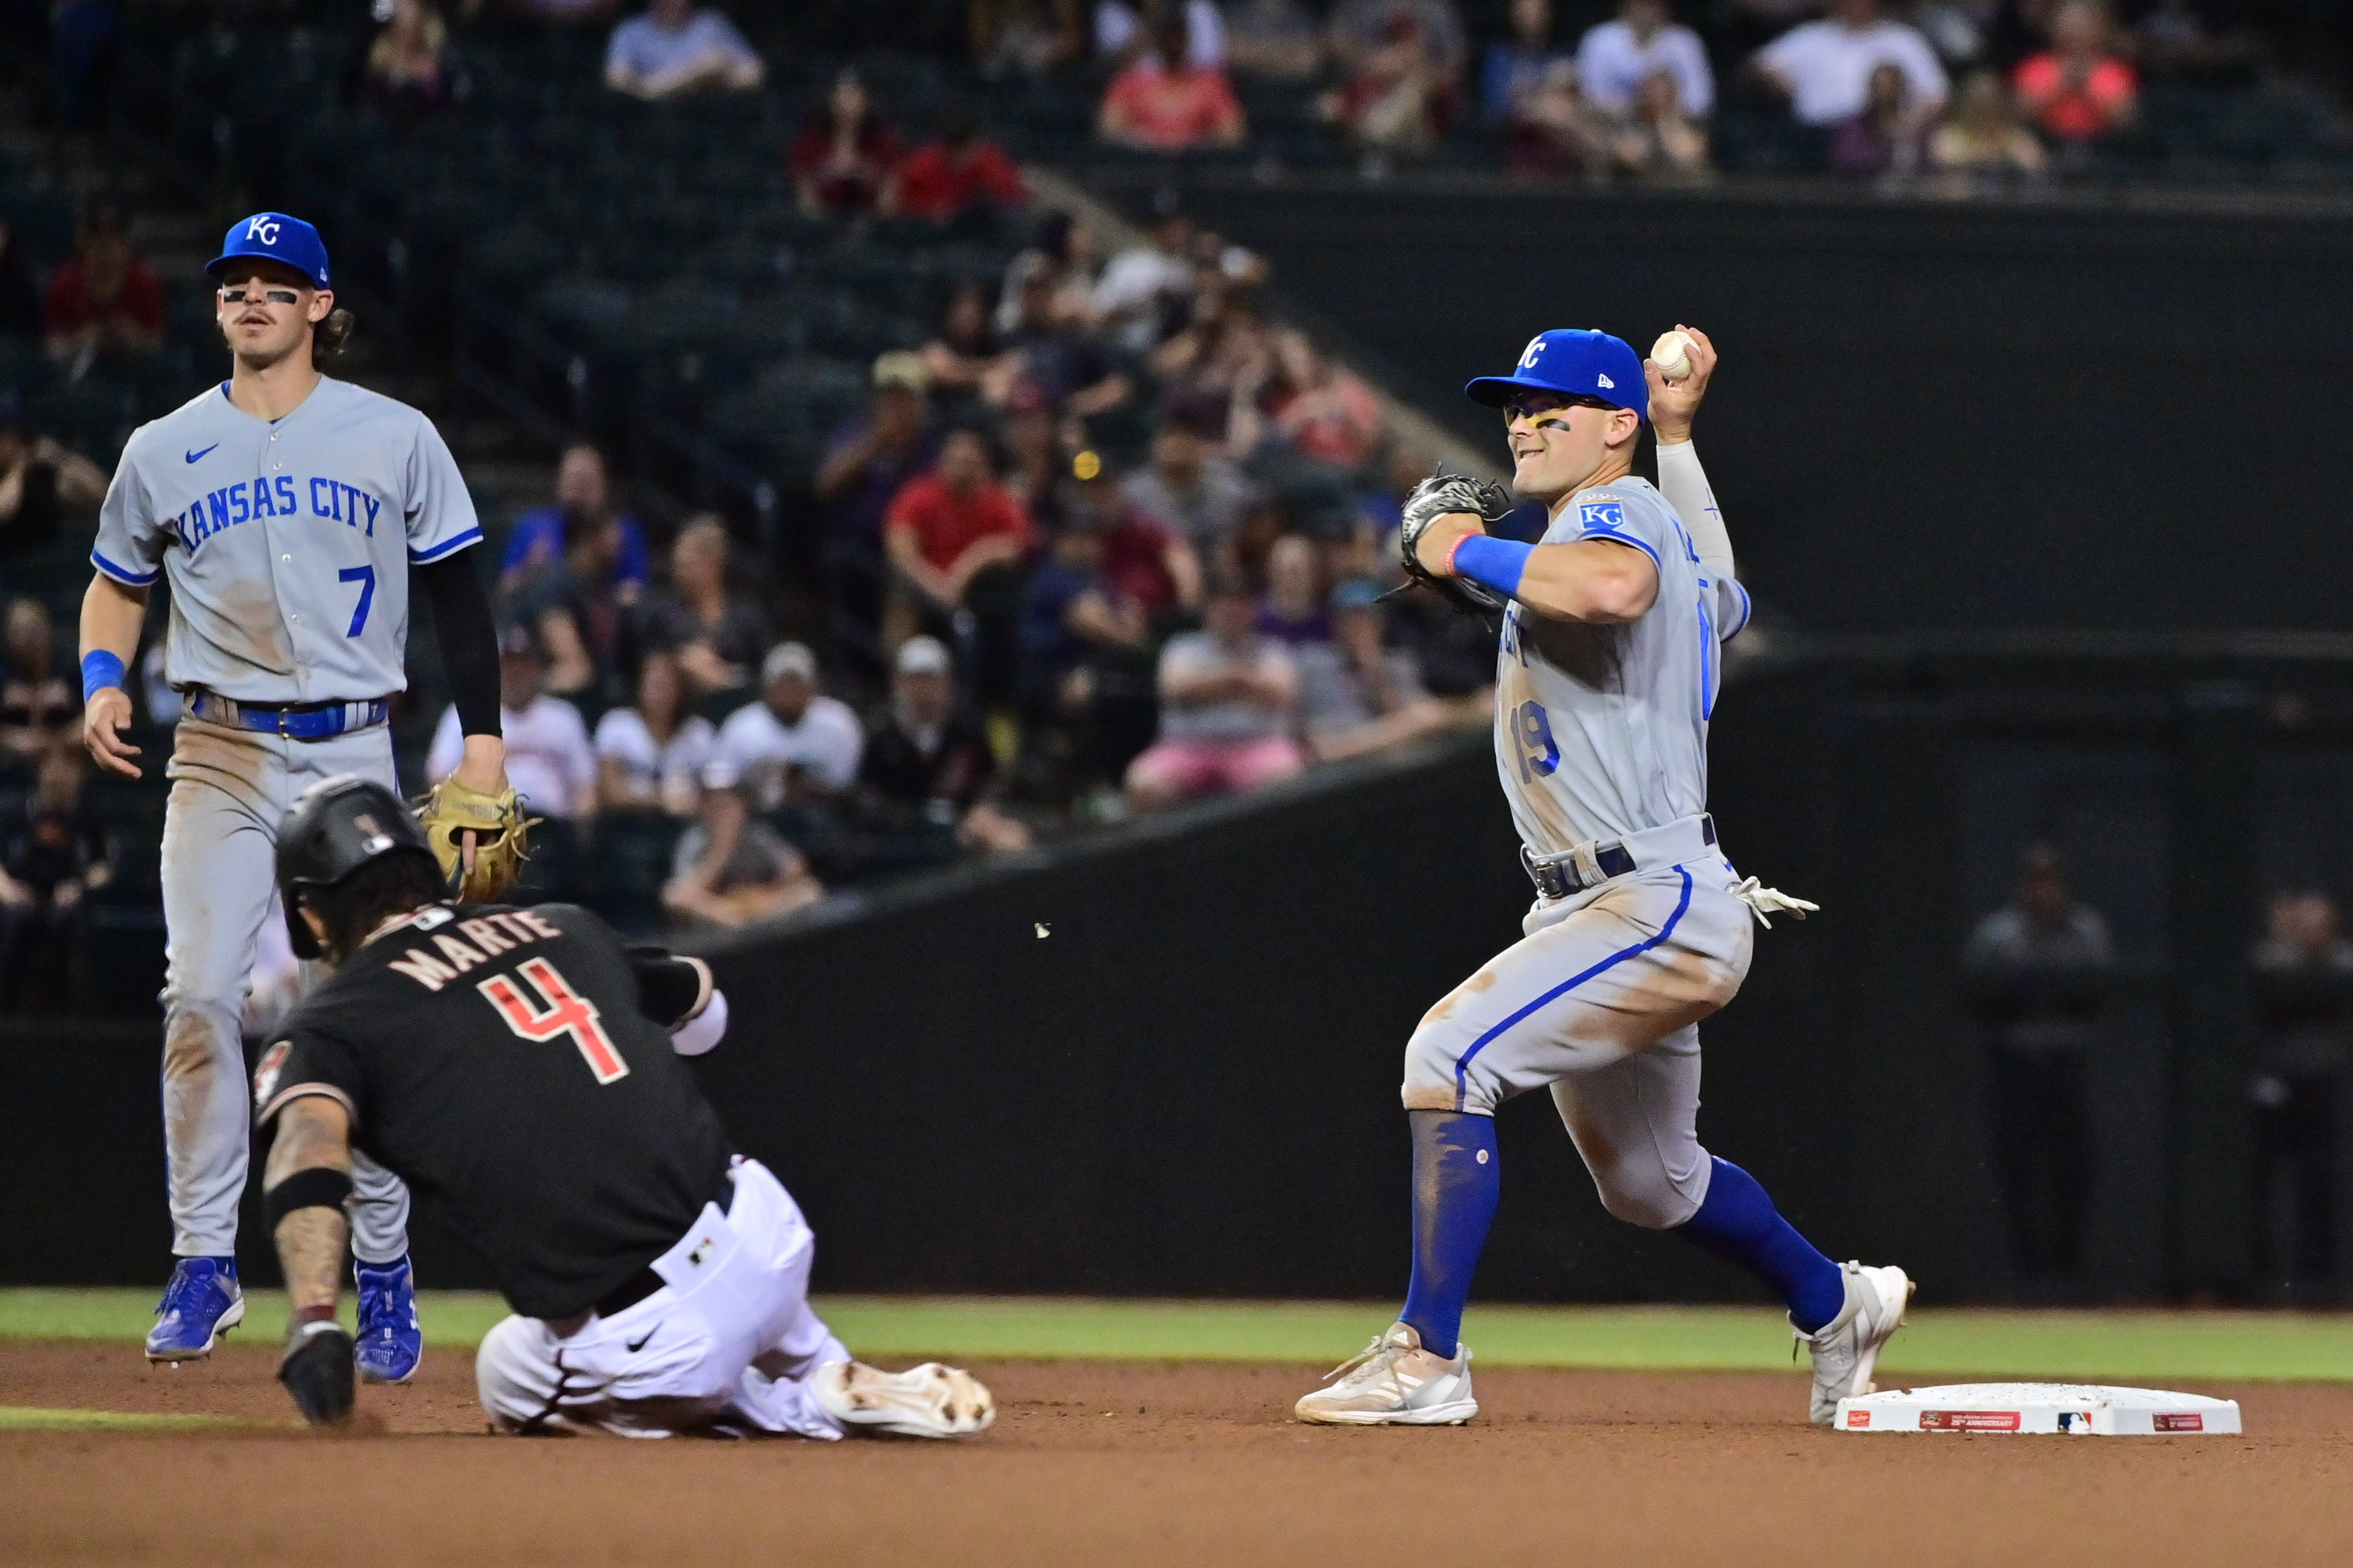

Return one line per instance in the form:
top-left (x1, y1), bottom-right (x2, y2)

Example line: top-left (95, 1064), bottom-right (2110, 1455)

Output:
top-left (253, 1039), bottom-right (291, 1109)
top-left (1578, 500), bottom-right (1627, 531)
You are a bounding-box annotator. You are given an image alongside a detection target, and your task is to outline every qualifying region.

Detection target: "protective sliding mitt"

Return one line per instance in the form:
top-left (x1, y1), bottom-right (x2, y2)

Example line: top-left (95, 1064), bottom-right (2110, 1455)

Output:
top-left (1397, 466), bottom-right (1518, 617)
top-left (416, 778), bottom-right (541, 903)
top-left (280, 1319), bottom-right (355, 1426)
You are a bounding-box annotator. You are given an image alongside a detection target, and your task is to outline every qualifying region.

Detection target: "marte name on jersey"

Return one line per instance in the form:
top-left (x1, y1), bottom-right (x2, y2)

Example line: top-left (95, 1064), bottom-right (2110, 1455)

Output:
top-left (380, 905), bottom-right (567, 992)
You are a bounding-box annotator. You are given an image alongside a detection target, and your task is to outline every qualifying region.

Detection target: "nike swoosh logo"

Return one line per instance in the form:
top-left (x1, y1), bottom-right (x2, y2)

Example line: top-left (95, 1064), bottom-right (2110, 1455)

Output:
top-left (625, 1330), bottom-right (656, 1353)
top-left (186, 445), bottom-right (219, 464)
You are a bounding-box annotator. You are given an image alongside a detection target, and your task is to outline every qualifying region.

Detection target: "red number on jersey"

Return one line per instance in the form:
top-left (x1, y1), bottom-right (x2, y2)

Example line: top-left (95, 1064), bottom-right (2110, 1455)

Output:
top-left (476, 957), bottom-right (629, 1085)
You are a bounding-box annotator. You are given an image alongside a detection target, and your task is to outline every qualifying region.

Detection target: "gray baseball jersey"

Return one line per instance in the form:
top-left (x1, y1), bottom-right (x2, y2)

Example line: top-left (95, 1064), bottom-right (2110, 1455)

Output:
top-left (1492, 476), bottom-right (1750, 857)
top-left (93, 375), bottom-right (481, 704)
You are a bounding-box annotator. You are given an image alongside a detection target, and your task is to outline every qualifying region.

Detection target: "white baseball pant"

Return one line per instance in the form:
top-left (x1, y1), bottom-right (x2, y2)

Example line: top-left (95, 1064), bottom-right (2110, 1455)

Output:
top-left (474, 1158), bottom-right (852, 1439)
top-left (1400, 853), bottom-right (1755, 1228)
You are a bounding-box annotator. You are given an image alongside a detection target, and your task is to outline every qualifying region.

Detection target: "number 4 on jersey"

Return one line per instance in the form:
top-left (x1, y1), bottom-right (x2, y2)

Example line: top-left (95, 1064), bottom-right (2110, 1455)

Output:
top-left (478, 957), bottom-right (629, 1085)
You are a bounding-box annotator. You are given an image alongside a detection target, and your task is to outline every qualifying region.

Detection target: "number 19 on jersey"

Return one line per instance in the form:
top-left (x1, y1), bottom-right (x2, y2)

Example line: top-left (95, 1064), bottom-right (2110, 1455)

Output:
top-left (1511, 700), bottom-right (1561, 782)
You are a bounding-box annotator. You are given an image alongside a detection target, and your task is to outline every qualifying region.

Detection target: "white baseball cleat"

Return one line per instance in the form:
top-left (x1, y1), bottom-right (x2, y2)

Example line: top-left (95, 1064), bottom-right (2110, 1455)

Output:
top-left (1295, 1322), bottom-right (1477, 1426)
top-left (814, 1361), bottom-right (995, 1438)
top-left (1795, 1262), bottom-right (1914, 1426)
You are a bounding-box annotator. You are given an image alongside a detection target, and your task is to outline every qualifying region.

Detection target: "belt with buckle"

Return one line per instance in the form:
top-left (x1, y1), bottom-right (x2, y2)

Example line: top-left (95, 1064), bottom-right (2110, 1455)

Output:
top-left (188, 690), bottom-right (390, 740)
top-left (1523, 813), bottom-right (1717, 901)
top-left (592, 1166), bottom-right (739, 1321)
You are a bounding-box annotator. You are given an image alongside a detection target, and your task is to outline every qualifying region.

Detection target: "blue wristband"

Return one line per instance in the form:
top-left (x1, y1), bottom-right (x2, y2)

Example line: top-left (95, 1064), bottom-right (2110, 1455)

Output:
top-left (81, 650), bottom-right (126, 702)
top-left (1450, 534), bottom-right (1532, 601)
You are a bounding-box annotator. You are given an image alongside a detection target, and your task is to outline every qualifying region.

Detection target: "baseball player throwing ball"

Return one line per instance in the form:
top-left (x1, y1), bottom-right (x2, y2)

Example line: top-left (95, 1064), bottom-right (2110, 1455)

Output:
top-left (1295, 327), bottom-right (1911, 1429)
top-left (79, 212), bottom-right (529, 1375)
top-left (255, 775), bottom-right (993, 1440)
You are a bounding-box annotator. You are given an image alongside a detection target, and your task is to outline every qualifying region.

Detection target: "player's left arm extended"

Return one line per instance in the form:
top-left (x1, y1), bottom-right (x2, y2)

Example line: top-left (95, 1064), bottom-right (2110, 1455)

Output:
top-left (262, 1094), bottom-right (359, 1425)
top-left (1416, 520), bottom-right (1659, 624)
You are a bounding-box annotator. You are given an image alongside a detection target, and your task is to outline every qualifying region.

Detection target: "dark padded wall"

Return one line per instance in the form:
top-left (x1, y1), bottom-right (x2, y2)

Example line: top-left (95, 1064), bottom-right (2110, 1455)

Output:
top-left (1161, 183), bottom-right (2353, 635)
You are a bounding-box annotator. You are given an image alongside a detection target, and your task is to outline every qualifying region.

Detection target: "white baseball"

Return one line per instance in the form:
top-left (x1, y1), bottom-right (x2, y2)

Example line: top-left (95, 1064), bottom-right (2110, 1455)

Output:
top-left (1650, 330), bottom-right (1696, 383)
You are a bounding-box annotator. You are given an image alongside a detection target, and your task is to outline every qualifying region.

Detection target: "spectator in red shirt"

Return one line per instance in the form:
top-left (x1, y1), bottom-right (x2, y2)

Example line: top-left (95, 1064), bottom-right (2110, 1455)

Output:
top-left (893, 103), bottom-right (1030, 227)
top-left (1318, 9), bottom-right (1453, 164)
top-left (792, 67), bottom-right (902, 220)
top-left (1260, 328), bottom-right (1385, 474)
top-left (884, 425), bottom-right (1036, 706)
top-left (42, 206), bottom-right (163, 362)
top-left (1098, 17), bottom-right (1248, 152)
top-left (2011, 1), bottom-right (2136, 146)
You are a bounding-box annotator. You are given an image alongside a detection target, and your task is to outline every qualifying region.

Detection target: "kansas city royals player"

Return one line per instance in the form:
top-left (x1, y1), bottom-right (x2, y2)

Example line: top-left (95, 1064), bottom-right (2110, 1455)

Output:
top-left (77, 213), bottom-right (513, 1376)
top-left (1295, 327), bottom-right (1911, 1429)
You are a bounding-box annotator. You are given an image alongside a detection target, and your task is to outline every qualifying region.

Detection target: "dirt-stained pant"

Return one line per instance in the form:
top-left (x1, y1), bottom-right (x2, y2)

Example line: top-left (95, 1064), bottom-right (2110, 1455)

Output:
top-left (160, 716), bottom-right (410, 1260)
top-left (474, 1159), bottom-right (851, 1438)
top-left (1400, 855), bottom-right (1755, 1229)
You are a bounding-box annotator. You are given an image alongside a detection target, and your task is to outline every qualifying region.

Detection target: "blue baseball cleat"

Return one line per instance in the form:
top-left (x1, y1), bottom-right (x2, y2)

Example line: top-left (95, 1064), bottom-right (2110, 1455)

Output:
top-left (145, 1257), bottom-right (245, 1362)
top-left (353, 1255), bottom-right (423, 1384)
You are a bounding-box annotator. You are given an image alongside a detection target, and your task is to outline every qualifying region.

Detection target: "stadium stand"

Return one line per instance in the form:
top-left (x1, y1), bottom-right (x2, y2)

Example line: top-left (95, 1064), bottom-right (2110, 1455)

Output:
top-left (6, 0), bottom-right (2353, 1014)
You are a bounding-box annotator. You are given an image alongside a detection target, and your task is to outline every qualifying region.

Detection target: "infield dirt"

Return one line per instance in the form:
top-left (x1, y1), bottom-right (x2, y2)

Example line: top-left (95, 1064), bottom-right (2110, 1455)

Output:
top-left (5, 1342), bottom-right (2349, 1566)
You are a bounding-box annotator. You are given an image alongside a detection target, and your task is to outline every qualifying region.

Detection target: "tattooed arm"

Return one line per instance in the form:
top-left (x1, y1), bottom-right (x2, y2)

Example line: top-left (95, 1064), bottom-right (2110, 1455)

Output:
top-left (263, 1096), bottom-right (354, 1318)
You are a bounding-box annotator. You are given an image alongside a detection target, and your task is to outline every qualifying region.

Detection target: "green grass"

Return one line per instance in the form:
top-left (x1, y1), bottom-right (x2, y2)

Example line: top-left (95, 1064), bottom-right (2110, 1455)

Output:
top-left (8, 1290), bottom-right (2353, 1383)
top-left (0, 1405), bottom-right (237, 1432)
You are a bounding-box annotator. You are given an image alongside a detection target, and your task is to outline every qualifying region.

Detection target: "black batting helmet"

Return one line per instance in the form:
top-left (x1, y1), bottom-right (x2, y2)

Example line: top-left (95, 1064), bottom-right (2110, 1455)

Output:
top-left (276, 774), bottom-right (439, 959)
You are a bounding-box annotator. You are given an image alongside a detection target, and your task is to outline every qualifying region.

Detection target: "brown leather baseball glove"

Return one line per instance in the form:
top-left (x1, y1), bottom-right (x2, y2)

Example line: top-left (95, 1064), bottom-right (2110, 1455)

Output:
top-left (416, 778), bottom-right (541, 903)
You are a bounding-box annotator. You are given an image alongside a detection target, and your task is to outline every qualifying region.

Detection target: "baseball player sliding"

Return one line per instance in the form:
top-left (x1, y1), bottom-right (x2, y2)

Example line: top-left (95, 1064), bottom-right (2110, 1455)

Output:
top-left (78, 212), bottom-right (532, 1376)
top-left (255, 775), bottom-right (992, 1440)
top-left (1296, 327), bottom-right (1911, 1429)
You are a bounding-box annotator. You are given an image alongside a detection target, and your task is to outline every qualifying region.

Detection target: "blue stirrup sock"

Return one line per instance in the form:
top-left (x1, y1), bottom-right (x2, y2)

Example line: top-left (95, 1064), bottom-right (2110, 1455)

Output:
top-left (1399, 1110), bottom-right (1501, 1361)
top-left (1675, 1157), bottom-right (1846, 1334)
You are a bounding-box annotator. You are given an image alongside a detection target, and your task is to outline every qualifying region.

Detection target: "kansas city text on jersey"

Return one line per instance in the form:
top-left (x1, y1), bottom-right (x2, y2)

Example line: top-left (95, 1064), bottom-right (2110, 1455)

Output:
top-left (167, 472), bottom-right (389, 554)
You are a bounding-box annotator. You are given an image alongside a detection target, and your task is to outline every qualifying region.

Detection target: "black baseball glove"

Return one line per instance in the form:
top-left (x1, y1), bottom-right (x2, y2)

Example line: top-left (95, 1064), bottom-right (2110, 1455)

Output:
top-left (1397, 466), bottom-right (1518, 617)
top-left (280, 1319), bottom-right (356, 1425)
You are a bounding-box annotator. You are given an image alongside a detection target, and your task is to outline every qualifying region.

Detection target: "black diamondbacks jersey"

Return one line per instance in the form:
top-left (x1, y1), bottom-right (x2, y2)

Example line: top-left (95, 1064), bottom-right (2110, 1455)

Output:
top-left (254, 901), bottom-right (731, 1319)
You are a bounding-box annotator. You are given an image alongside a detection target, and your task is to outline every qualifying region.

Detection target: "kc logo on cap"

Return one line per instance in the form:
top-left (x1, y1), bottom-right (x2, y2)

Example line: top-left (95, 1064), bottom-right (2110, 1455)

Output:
top-left (207, 211), bottom-right (332, 292)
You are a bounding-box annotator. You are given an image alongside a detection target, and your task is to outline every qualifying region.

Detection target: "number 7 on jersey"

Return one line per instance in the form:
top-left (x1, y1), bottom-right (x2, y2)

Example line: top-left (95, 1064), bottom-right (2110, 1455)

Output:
top-left (478, 957), bottom-right (629, 1084)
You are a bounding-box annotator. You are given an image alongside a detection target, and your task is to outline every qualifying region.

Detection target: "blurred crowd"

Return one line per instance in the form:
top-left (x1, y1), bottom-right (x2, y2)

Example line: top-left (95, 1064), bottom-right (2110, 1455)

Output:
top-left (9, 0), bottom-right (2331, 1000)
top-left (178, 0), bottom-right (2315, 191)
top-left (996, 0), bottom-right (2280, 186)
top-left (411, 161), bottom-right (1499, 935)
top-left (0, 200), bottom-right (168, 400)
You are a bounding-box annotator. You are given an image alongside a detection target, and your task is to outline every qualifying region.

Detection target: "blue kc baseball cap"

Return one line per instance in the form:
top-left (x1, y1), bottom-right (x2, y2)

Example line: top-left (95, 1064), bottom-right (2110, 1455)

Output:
top-left (206, 212), bottom-right (331, 292)
top-left (1465, 329), bottom-right (1647, 422)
